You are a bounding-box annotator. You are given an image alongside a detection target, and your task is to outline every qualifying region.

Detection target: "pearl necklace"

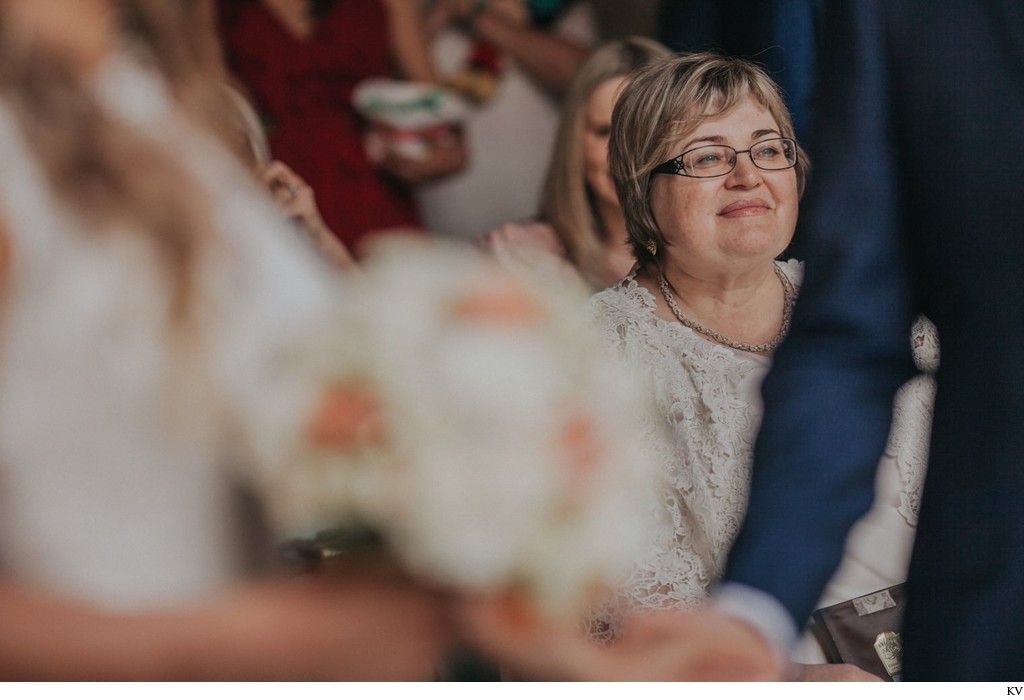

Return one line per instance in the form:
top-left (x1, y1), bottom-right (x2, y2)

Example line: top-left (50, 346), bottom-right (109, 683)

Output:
top-left (657, 263), bottom-right (795, 353)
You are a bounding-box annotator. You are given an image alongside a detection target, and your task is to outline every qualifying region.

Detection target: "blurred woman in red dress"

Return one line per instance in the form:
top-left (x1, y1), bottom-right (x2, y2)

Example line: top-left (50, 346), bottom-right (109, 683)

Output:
top-left (218, 0), bottom-right (453, 253)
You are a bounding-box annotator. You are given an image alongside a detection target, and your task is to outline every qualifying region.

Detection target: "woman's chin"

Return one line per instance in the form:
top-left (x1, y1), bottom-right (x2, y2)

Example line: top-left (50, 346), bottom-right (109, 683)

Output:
top-left (719, 230), bottom-right (793, 263)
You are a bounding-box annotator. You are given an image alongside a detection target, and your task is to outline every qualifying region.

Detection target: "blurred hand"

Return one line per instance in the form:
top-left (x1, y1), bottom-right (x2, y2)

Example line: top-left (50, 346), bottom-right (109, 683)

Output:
top-left (258, 160), bottom-right (322, 231)
top-left (380, 139), bottom-right (468, 182)
top-left (377, 132), bottom-right (467, 184)
top-left (257, 160), bottom-right (354, 268)
top-left (478, 221), bottom-right (582, 285)
top-left (479, 220), bottom-right (566, 259)
top-left (459, 597), bottom-right (784, 681)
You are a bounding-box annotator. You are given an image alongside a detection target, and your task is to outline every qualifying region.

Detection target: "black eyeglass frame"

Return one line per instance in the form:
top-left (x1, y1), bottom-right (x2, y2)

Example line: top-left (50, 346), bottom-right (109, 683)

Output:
top-left (651, 137), bottom-right (799, 178)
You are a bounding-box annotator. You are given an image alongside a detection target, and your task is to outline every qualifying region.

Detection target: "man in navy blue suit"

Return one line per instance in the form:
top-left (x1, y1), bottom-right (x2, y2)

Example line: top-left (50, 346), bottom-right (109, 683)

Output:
top-left (713, 0), bottom-right (1024, 681)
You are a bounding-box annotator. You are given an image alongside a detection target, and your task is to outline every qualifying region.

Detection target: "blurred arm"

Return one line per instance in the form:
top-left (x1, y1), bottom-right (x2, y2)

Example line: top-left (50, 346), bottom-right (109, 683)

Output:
top-left (0, 574), bottom-right (450, 680)
top-left (470, 8), bottom-right (588, 95)
top-left (381, 0), bottom-right (438, 83)
top-left (257, 160), bottom-right (355, 269)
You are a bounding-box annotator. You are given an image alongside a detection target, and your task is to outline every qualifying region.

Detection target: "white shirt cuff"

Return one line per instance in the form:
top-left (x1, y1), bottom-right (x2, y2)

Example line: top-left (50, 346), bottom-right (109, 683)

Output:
top-left (710, 582), bottom-right (800, 664)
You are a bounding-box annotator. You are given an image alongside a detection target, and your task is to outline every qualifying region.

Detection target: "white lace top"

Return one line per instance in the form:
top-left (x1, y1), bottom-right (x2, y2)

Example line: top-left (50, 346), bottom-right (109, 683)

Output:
top-left (590, 260), bottom-right (937, 647)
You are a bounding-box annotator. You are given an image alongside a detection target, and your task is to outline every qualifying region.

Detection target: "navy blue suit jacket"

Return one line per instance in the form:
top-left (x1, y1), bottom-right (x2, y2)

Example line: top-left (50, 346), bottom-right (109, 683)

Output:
top-left (722, 0), bottom-right (1024, 680)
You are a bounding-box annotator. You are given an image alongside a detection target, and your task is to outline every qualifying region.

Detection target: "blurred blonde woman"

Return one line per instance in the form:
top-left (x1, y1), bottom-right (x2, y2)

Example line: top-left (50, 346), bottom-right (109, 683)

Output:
top-left (0, 0), bottom-right (448, 679)
top-left (482, 36), bottom-right (670, 289)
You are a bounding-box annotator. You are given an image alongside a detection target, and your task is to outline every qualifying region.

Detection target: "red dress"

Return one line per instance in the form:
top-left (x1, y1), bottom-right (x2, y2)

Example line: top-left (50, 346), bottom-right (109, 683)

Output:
top-left (219, 1), bottom-right (421, 252)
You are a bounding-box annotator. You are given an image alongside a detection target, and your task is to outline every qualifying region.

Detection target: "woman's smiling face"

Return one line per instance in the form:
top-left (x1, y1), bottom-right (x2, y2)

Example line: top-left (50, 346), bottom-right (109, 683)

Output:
top-left (650, 96), bottom-right (799, 276)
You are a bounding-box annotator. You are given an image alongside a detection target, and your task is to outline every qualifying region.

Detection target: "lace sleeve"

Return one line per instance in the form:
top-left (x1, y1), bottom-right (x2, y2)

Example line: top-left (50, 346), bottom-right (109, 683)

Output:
top-left (884, 316), bottom-right (939, 526)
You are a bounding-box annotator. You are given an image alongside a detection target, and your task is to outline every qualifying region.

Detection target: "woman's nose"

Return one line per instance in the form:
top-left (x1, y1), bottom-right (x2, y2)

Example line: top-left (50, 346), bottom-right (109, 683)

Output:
top-left (725, 153), bottom-right (763, 188)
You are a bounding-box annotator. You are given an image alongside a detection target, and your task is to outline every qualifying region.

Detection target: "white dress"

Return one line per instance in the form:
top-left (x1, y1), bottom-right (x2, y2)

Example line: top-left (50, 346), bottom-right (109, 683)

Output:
top-left (416, 2), bottom-right (597, 240)
top-left (0, 58), bottom-right (336, 610)
top-left (589, 262), bottom-right (936, 654)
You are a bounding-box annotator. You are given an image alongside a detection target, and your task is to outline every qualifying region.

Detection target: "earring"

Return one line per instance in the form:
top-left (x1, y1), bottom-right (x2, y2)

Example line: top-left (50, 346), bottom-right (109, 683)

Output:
top-left (645, 239), bottom-right (658, 256)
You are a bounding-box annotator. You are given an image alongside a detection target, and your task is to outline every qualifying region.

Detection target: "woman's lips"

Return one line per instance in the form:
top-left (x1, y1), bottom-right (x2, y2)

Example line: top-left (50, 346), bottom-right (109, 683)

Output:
top-left (719, 199), bottom-right (771, 217)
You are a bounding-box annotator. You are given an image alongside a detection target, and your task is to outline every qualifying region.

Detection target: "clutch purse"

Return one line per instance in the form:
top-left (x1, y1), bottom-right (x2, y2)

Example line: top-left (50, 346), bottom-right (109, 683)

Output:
top-left (809, 583), bottom-right (906, 681)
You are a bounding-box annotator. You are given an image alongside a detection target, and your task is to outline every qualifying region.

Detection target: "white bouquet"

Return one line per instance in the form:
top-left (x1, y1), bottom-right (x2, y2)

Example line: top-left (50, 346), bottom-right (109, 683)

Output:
top-left (262, 239), bottom-right (663, 616)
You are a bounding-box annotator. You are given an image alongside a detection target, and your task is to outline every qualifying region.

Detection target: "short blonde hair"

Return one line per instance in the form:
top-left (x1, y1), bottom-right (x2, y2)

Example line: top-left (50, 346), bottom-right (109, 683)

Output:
top-left (539, 36), bottom-right (671, 288)
top-left (608, 52), bottom-right (809, 276)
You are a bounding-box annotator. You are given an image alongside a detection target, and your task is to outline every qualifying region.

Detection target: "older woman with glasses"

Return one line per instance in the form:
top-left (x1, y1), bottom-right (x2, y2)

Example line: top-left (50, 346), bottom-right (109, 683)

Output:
top-left (580, 52), bottom-right (935, 680)
top-left (591, 52), bottom-right (806, 622)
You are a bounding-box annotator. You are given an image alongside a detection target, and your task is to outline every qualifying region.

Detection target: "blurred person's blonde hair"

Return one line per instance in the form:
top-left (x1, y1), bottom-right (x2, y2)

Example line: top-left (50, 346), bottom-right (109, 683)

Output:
top-left (609, 52), bottom-right (810, 277)
top-left (538, 36), bottom-right (670, 289)
top-left (118, 0), bottom-right (251, 156)
top-left (0, 2), bottom-right (210, 321)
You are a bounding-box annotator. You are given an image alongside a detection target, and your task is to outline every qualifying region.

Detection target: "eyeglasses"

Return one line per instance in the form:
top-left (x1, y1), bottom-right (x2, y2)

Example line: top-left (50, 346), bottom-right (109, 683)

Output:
top-left (652, 137), bottom-right (798, 178)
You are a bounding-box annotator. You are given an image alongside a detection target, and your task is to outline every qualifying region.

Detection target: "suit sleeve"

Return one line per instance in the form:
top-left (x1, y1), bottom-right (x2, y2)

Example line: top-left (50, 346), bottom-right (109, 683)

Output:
top-left (721, 0), bottom-right (918, 628)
